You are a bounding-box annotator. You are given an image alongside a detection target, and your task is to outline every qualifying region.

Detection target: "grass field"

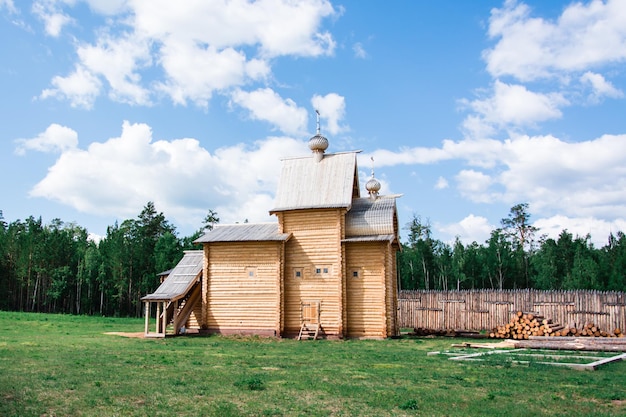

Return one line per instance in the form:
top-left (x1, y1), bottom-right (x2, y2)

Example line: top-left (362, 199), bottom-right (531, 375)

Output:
top-left (1, 311), bottom-right (625, 416)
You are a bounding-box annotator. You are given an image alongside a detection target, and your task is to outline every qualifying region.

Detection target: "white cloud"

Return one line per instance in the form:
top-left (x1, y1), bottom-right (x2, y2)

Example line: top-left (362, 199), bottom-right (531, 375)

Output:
top-left (40, 0), bottom-right (336, 107)
top-left (461, 80), bottom-right (569, 137)
top-left (131, 0), bottom-right (336, 58)
top-left (439, 214), bottom-right (494, 245)
top-left (0, 0), bottom-right (17, 13)
top-left (363, 130), bottom-right (626, 239)
top-left (434, 176), bottom-right (448, 190)
top-left (311, 93), bottom-right (349, 135)
top-left (82, 0), bottom-right (127, 15)
top-left (230, 88), bottom-right (308, 135)
top-left (364, 138), bottom-right (504, 168)
top-left (533, 215), bottom-right (626, 247)
top-left (484, 0), bottom-right (626, 81)
top-left (76, 32), bottom-right (152, 105)
top-left (39, 65), bottom-right (102, 109)
top-left (580, 71), bottom-right (624, 103)
top-left (32, 0), bottom-right (73, 37)
top-left (28, 121), bottom-right (306, 230)
top-left (15, 123), bottom-right (78, 155)
top-left (497, 134), bottom-right (626, 218)
top-left (455, 170), bottom-right (497, 203)
top-left (353, 42), bottom-right (367, 59)
top-left (156, 42), bottom-right (267, 107)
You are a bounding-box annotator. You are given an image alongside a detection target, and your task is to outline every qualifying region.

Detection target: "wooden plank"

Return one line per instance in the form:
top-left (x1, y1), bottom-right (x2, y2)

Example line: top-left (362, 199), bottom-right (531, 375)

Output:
top-left (587, 352), bottom-right (626, 370)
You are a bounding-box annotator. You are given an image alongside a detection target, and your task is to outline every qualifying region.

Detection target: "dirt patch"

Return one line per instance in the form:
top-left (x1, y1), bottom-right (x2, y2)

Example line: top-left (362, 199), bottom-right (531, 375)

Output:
top-left (104, 332), bottom-right (146, 339)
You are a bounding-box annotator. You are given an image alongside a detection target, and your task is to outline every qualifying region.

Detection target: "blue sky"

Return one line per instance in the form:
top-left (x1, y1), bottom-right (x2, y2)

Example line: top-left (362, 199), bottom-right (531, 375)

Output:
top-left (2, 0), bottom-right (626, 246)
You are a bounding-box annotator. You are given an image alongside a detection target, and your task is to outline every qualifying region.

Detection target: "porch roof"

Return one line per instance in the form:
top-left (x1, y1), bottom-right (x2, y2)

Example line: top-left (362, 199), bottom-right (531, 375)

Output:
top-left (141, 250), bottom-right (203, 302)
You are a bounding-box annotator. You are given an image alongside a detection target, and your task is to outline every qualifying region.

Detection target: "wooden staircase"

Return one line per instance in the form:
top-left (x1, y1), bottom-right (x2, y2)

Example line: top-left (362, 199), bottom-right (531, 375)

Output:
top-left (298, 301), bottom-right (321, 340)
top-left (163, 281), bottom-right (202, 335)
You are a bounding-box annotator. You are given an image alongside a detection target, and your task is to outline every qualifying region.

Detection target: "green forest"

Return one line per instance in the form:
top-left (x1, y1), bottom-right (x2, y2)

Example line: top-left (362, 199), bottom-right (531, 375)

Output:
top-left (1, 202), bottom-right (625, 317)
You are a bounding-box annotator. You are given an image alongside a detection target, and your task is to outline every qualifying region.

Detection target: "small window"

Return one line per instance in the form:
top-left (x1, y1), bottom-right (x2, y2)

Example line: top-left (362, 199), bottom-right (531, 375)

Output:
top-left (245, 266), bottom-right (257, 278)
top-left (350, 268), bottom-right (362, 279)
top-left (313, 265), bottom-right (331, 278)
top-left (294, 268), bottom-right (303, 279)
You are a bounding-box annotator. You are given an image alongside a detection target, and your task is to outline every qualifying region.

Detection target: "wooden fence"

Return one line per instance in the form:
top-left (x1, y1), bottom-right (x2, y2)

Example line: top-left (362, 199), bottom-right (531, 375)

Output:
top-left (398, 289), bottom-right (626, 332)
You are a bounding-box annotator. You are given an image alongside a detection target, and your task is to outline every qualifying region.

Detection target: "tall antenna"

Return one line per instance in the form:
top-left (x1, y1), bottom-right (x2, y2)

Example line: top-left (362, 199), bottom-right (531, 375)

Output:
top-left (315, 109), bottom-right (321, 134)
top-left (370, 156), bottom-right (375, 177)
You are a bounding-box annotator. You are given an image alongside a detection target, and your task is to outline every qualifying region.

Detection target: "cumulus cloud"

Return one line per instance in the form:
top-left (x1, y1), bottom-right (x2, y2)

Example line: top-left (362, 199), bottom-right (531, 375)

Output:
top-left (311, 93), bottom-right (349, 135)
top-left (28, 121), bottom-right (306, 230)
top-left (15, 123), bottom-right (79, 155)
top-left (364, 138), bottom-right (503, 168)
top-left (580, 71), bottom-right (624, 103)
top-left (439, 214), bottom-right (494, 245)
top-left (484, 0), bottom-right (626, 81)
top-left (32, 0), bottom-right (73, 37)
top-left (465, 0), bottom-right (626, 140)
top-left (362, 130), bottom-right (626, 243)
top-left (533, 215), bottom-right (626, 247)
top-left (76, 32), bottom-right (153, 105)
top-left (460, 80), bottom-right (569, 138)
top-left (230, 88), bottom-right (308, 135)
top-left (40, 65), bottom-right (102, 109)
top-left (39, 0), bottom-right (337, 108)
top-left (455, 170), bottom-right (497, 203)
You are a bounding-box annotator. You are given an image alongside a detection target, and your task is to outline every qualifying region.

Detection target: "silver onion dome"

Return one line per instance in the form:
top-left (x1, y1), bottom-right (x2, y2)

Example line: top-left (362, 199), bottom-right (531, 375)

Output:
top-left (366, 175), bottom-right (381, 197)
top-left (308, 133), bottom-right (329, 153)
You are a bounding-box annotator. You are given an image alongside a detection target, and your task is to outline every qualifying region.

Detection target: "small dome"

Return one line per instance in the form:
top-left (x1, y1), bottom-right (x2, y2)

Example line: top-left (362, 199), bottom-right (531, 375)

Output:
top-left (308, 133), bottom-right (329, 153)
top-left (366, 176), bottom-right (381, 194)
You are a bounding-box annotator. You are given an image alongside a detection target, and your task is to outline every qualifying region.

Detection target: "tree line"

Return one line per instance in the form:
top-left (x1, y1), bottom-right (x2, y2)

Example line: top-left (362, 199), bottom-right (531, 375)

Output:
top-left (398, 203), bottom-right (626, 292)
top-left (0, 203), bottom-right (218, 317)
top-left (1, 202), bottom-right (625, 317)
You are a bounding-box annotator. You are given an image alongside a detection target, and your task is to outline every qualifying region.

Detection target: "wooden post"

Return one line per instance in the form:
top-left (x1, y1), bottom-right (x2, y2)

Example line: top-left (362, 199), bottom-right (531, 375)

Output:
top-left (155, 302), bottom-right (161, 334)
top-left (161, 302), bottom-right (166, 335)
top-left (144, 301), bottom-right (150, 335)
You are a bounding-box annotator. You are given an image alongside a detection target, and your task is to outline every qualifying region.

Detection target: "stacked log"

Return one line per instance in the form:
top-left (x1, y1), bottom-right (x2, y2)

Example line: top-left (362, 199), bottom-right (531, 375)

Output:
top-left (489, 311), bottom-right (624, 339)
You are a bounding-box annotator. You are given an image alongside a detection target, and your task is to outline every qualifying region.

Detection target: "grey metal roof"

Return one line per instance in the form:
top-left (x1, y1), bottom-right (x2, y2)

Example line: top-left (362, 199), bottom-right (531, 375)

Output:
top-left (270, 152), bottom-right (360, 212)
top-left (194, 223), bottom-right (291, 243)
top-left (345, 196), bottom-right (400, 238)
top-left (141, 250), bottom-right (203, 302)
top-left (342, 234), bottom-right (397, 243)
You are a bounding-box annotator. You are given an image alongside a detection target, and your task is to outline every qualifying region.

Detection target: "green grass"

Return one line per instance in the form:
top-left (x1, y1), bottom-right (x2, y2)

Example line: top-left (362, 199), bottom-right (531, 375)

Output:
top-left (1, 312), bottom-right (626, 416)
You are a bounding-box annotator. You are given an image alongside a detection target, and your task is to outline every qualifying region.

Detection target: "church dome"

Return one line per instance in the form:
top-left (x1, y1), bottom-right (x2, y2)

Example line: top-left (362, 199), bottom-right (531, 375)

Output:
top-left (308, 133), bottom-right (329, 153)
top-left (366, 176), bottom-right (381, 194)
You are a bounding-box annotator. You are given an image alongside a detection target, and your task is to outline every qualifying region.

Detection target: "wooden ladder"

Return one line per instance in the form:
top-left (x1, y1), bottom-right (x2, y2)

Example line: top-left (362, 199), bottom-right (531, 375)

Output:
top-left (298, 301), bottom-right (321, 341)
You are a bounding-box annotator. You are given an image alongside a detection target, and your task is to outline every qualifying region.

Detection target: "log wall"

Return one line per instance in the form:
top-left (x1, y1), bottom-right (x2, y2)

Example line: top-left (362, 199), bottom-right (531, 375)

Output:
top-left (204, 241), bottom-right (283, 335)
top-left (345, 242), bottom-right (387, 338)
top-left (398, 289), bottom-right (626, 332)
top-left (281, 209), bottom-right (344, 337)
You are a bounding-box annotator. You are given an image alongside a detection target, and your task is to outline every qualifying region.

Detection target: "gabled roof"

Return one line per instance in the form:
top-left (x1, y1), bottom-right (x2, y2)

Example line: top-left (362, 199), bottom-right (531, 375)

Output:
top-left (270, 151), bottom-right (360, 213)
top-left (194, 223), bottom-right (291, 243)
top-left (344, 196), bottom-right (400, 243)
top-left (141, 250), bottom-right (203, 302)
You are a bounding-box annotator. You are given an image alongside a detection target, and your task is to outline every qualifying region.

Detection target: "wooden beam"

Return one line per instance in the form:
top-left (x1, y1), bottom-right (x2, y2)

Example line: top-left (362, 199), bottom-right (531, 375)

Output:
top-left (144, 302), bottom-right (149, 335)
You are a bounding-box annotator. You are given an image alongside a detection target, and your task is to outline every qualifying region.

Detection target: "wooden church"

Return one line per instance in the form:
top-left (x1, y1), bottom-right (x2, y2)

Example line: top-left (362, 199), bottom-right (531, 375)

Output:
top-left (142, 124), bottom-right (402, 339)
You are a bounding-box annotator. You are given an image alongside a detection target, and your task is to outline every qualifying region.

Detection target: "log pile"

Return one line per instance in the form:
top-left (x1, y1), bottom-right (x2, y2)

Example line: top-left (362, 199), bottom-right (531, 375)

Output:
top-left (489, 311), bottom-right (624, 339)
